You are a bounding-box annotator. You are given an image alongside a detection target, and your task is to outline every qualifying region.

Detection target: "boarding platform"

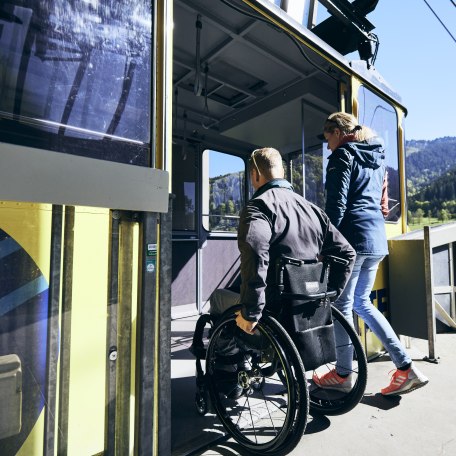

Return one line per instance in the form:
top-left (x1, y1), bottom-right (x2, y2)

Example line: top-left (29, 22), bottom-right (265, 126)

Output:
top-left (171, 315), bottom-right (456, 456)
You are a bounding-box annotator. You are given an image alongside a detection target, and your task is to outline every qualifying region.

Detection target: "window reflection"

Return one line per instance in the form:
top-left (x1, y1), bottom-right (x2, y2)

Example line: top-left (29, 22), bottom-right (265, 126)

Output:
top-left (202, 150), bottom-right (245, 232)
top-left (0, 0), bottom-right (152, 165)
top-left (358, 86), bottom-right (401, 222)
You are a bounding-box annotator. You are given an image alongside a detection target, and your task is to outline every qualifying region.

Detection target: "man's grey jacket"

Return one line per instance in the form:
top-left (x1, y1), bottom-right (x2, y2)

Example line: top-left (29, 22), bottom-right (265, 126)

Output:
top-left (237, 178), bottom-right (356, 322)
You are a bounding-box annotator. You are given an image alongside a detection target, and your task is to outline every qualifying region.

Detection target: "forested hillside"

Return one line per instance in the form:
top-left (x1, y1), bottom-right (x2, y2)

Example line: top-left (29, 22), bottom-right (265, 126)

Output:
top-left (209, 171), bottom-right (244, 231)
top-left (406, 136), bottom-right (456, 221)
top-left (406, 137), bottom-right (456, 195)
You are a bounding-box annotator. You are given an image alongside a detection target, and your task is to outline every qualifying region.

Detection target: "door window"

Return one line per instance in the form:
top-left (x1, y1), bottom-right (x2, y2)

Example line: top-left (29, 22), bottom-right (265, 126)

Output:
top-left (202, 150), bottom-right (245, 232)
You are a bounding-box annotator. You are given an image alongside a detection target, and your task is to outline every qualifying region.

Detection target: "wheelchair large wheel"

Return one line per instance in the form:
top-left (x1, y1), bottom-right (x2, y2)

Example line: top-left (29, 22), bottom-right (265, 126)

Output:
top-left (308, 305), bottom-right (368, 416)
top-left (206, 313), bottom-right (309, 455)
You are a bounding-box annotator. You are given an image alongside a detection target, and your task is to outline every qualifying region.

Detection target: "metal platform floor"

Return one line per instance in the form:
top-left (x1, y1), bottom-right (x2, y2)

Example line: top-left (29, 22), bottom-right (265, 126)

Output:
top-left (171, 315), bottom-right (456, 456)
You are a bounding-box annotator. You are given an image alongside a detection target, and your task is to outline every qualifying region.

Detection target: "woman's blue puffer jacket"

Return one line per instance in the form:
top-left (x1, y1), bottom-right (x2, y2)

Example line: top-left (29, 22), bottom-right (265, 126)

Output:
top-left (324, 138), bottom-right (388, 255)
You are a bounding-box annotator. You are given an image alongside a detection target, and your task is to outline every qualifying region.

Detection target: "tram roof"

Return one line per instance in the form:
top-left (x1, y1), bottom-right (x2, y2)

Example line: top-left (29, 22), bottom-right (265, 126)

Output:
top-left (216, 0), bottom-right (406, 114)
top-left (174, 0), bottom-right (407, 153)
top-left (252, 0), bottom-right (405, 111)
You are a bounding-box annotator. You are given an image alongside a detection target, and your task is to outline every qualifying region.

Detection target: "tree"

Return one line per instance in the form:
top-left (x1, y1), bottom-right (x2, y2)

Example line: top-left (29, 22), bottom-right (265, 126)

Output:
top-left (226, 199), bottom-right (235, 214)
top-left (439, 209), bottom-right (450, 222)
top-left (407, 210), bottom-right (413, 223)
top-left (415, 208), bottom-right (424, 224)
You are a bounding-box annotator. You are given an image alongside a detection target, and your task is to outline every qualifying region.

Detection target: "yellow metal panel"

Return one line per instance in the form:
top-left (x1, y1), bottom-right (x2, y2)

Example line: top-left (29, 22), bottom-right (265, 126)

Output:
top-left (67, 207), bottom-right (110, 456)
top-left (396, 110), bottom-right (408, 234)
top-left (16, 411), bottom-right (44, 456)
top-left (351, 76), bottom-right (362, 117)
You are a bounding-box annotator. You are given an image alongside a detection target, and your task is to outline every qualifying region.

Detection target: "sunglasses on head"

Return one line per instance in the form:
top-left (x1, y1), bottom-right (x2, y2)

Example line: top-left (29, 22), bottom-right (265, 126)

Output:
top-left (250, 150), bottom-right (261, 176)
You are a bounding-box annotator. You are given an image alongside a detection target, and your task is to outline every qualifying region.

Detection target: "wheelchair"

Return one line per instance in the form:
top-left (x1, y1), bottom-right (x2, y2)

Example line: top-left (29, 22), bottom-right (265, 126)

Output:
top-left (189, 255), bottom-right (368, 455)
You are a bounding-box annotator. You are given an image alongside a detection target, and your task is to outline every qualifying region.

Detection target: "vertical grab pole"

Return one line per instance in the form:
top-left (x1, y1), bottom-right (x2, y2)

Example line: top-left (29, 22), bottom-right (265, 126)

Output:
top-left (135, 198), bottom-right (172, 455)
top-left (301, 99), bottom-right (306, 199)
top-left (44, 204), bottom-right (63, 456)
top-left (57, 205), bottom-right (75, 455)
top-left (116, 217), bottom-right (134, 455)
top-left (105, 211), bottom-right (121, 455)
top-left (157, 197), bottom-right (172, 455)
top-left (135, 211), bottom-right (158, 455)
top-left (423, 225), bottom-right (437, 362)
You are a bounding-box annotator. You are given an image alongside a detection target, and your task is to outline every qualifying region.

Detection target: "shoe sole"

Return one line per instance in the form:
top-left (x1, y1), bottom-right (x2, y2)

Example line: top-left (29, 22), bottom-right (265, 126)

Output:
top-left (312, 381), bottom-right (353, 394)
top-left (381, 379), bottom-right (429, 396)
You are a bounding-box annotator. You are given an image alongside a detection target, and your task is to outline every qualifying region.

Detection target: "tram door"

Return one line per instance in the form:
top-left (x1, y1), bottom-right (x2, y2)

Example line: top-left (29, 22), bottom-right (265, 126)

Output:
top-left (172, 147), bottom-right (246, 317)
top-left (172, 143), bottom-right (200, 317)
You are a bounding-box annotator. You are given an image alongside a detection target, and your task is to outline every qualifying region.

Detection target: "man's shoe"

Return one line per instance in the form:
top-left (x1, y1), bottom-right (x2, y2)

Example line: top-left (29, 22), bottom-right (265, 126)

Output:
top-left (381, 364), bottom-right (429, 396)
top-left (312, 369), bottom-right (354, 393)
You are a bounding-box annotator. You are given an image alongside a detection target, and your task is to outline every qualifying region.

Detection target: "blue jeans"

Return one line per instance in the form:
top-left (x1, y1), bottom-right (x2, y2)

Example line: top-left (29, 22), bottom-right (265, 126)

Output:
top-left (334, 254), bottom-right (411, 375)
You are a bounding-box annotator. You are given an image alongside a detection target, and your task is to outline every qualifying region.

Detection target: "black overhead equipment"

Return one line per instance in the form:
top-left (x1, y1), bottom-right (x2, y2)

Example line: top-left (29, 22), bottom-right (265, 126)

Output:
top-left (312, 0), bottom-right (380, 67)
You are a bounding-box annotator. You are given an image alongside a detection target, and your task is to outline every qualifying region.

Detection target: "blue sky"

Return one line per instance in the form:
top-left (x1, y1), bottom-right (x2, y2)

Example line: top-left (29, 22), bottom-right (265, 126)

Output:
top-left (365, 0), bottom-right (456, 140)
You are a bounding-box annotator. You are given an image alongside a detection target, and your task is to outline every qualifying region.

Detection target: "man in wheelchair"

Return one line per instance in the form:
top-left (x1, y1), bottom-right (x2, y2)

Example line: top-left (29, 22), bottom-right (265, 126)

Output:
top-left (211, 147), bottom-right (355, 334)
top-left (207, 147), bottom-right (356, 392)
top-left (190, 148), bottom-right (364, 453)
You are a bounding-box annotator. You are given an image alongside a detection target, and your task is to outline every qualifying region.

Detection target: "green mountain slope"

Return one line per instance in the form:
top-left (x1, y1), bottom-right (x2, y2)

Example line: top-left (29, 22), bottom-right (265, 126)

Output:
top-left (406, 137), bottom-right (456, 195)
top-left (406, 137), bottom-right (456, 219)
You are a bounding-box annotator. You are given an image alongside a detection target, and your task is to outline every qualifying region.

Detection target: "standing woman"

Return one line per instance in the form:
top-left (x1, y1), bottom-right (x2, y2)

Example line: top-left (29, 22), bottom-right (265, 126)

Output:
top-left (313, 112), bottom-right (428, 396)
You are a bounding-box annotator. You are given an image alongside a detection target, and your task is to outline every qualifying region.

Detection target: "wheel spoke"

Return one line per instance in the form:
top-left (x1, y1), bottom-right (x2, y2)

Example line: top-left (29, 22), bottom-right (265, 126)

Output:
top-left (206, 314), bottom-right (308, 453)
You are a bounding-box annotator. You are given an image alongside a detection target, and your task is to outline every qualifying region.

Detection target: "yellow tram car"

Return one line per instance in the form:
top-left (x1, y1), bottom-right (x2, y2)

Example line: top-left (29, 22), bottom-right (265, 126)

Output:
top-left (0, 0), bottom-right (408, 454)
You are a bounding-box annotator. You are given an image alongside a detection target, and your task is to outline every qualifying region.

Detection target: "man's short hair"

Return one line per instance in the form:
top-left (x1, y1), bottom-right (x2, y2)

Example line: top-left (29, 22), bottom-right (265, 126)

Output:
top-left (249, 147), bottom-right (284, 180)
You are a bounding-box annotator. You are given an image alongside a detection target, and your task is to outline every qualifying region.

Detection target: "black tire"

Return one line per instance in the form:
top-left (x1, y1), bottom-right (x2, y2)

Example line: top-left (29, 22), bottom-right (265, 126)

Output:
top-left (308, 305), bottom-right (368, 416)
top-left (206, 313), bottom-right (308, 455)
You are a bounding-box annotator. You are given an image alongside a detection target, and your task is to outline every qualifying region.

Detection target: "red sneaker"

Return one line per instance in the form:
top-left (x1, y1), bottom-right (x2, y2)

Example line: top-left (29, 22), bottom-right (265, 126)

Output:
top-left (381, 364), bottom-right (429, 396)
top-left (312, 369), bottom-right (354, 393)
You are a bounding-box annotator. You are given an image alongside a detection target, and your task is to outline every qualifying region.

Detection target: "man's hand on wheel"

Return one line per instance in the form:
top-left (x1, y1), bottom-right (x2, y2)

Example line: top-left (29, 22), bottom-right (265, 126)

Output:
top-left (235, 311), bottom-right (257, 334)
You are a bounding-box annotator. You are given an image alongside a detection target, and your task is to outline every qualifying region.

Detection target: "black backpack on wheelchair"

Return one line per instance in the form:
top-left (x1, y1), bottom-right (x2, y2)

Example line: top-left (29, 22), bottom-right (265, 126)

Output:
top-left (276, 255), bottom-right (338, 371)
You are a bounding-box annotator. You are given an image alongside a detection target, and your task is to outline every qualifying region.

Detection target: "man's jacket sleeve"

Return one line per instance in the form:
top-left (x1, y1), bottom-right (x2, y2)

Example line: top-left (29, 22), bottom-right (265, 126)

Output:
top-left (237, 201), bottom-right (272, 322)
top-left (320, 215), bottom-right (356, 296)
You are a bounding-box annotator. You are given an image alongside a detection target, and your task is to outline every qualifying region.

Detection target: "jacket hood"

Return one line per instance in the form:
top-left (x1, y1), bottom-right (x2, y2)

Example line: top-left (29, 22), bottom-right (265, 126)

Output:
top-left (339, 137), bottom-right (385, 169)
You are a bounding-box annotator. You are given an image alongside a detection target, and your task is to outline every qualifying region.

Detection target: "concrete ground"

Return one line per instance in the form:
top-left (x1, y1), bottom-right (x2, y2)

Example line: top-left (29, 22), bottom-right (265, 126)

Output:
top-left (171, 315), bottom-right (456, 456)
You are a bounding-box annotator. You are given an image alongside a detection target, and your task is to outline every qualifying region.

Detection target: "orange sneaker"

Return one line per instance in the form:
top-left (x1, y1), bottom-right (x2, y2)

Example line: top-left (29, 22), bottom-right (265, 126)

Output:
top-left (312, 369), bottom-right (354, 393)
top-left (381, 364), bottom-right (429, 396)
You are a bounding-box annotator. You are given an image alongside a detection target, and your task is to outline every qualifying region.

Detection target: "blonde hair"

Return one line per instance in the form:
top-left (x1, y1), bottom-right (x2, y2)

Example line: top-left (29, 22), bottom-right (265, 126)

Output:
top-left (324, 112), bottom-right (375, 141)
top-left (249, 147), bottom-right (284, 180)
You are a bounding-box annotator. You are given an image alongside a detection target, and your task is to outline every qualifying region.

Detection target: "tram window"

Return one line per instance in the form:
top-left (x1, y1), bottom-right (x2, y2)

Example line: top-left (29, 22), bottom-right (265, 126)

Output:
top-left (172, 144), bottom-right (197, 231)
top-left (358, 86), bottom-right (401, 222)
top-left (0, 1), bottom-right (152, 166)
top-left (202, 150), bottom-right (245, 233)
